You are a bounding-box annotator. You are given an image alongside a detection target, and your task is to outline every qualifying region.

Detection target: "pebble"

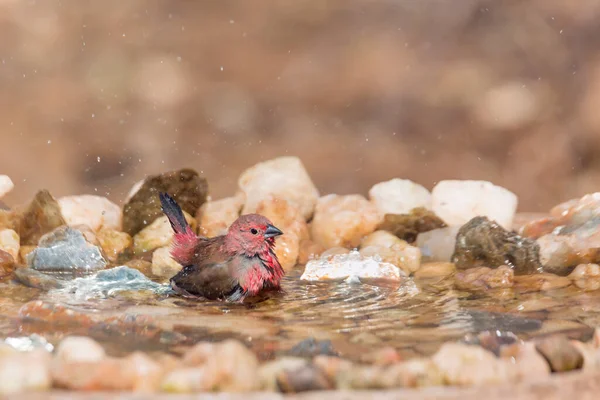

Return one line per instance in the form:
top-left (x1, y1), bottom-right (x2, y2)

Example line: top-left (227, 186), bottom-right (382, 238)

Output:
top-left (569, 340), bottom-right (600, 371)
top-left (413, 262), bottom-right (456, 279)
top-left (297, 239), bottom-right (325, 265)
top-left (416, 226), bottom-right (460, 262)
top-left (0, 229), bottom-right (19, 262)
top-left (379, 358), bottom-right (444, 388)
top-left (451, 216), bottom-right (542, 275)
top-left (54, 336), bottom-right (106, 363)
top-left (0, 349), bottom-right (51, 394)
top-left (431, 180), bottom-right (518, 230)
top-left (378, 208), bottom-right (446, 243)
top-left (197, 193), bottom-right (245, 237)
top-left (0, 250), bottom-right (14, 277)
top-left (569, 263), bottom-right (600, 291)
top-left (368, 178), bottom-right (432, 215)
top-left (454, 266), bottom-right (514, 291)
top-left (58, 195), bottom-right (122, 232)
top-left (238, 156), bottom-right (319, 221)
top-left (513, 273), bottom-right (572, 292)
top-left (26, 226), bottom-right (107, 274)
top-left (276, 364), bottom-right (334, 393)
top-left (96, 228), bottom-right (133, 263)
top-left (151, 246), bottom-right (183, 278)
top-left (499, 342), bottom-right (551, 381)
top-left (15, 267), bottom-right (64, 290)
top-left (534, 336), bottom-right (583, 372)
top-left (259, 357), bottom-right (308, 391)
top-left (133, 212), bottom-right (197, 255)
top-left (0, 175), bottom-right (14, 198)
top-left (15, 190), bottom-right (66, 245)
top-left (360, 230), bottom-right (421, 275)
top-left (311, 194), bottom-right (381, 249)
top-left (301, 250), bottom-right (405, 282)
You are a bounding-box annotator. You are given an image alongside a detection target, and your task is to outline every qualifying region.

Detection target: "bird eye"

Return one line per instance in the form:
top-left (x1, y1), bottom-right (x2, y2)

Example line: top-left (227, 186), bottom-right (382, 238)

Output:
top-left (250, 228), bottom-right (258, 235)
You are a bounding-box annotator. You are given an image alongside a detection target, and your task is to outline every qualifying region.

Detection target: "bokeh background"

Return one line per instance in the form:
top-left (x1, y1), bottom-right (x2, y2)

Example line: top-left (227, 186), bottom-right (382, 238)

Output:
top-left (1, 0), bottom-right (599, 211)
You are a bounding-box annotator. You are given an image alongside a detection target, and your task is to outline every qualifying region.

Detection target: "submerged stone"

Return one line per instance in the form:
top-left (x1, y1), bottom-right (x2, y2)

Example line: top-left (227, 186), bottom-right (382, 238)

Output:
top-left (26, 226), bottom-right (106, 274)
top-left (451, 216), bottom-right (542, 275)
top-left (454, 266), bottom-right (514, 291)
top-left (287, 338), bottom-right (338, 358)
top-left (14, 267), bottom-right (65, 290)
top-left (16, 190), bottom-right (66, 245)
top-left (378, 208), bottom-right (446, 243)
top-left (123, 168), bottom-right (208, 236)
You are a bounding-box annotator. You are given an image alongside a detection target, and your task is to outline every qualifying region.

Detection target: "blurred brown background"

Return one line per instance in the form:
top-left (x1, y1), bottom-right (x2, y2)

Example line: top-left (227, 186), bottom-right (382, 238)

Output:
top-left (0, 0), bottom-right (599, 211)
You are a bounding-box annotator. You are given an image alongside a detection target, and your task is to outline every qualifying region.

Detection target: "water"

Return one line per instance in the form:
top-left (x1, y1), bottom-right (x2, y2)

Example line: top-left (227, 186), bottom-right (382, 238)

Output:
top-left (1, 265), bottom-right (598, 362)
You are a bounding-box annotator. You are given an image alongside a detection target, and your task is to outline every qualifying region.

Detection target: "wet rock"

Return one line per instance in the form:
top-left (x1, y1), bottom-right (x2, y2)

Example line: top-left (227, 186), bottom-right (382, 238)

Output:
top-left (378, 208), bottom-right (446, 243)
top-left (413, 262), bottom-right (456, 279)
top-left (379, 358), bottom-right (444, 388)
top-left (335, 365), bottom-right (385, 389)
top-left (461, 331), bottom-right (520, 356)
top-left (133, 212), bottom-right (196, 255)
top-left (276, 364), bottom-right (334, 393)
top-left (15, 267), bottom-right (64, 290)
top-left (259, 357), bottom-right (308, 391)
top-left (499, 342), bottom-right (551, 381)
top-left (513, 273), bottom-right (571, 292)
top-left (0, 349), bottom-right (51, 394)
top-left (238, 156), bottom-right (319, 220)
top-left (54, 336), bottom-right (106, 363)
top-left (58, 195), bottom-right (122, 232)
top-left (163, 340), bottom-right (259, 392)
top-left (360, 230), bottom-right (421, 275)
top-left (534, 335), bottom-right (583, 372)
top-left (301, 249), bottom-right (405, 282)
top-left (3, 334), bottom-right (54, 353)
top-left (362, 347), bottom-right (402, 366)
top-left (432, 343), bottom-right (510, 386)
top-left (568, 263), bottom-right (600, 291)
top-left (0, 250), bottom-right (14, 277)
top-left (287, 337), bottom-right (337, 358)
top-left (0, 175), bottom-right (13, 198)
top-left (0, 229), bottom-right (19, 262)
top-left (123, 168), bottom-right (208, 236)
top-left (415, 226), bottom-right (460, 263)
top-left (536, 235), bottom-right (579, 275)
top-left (197, 193), bottom-right (244, 237)
top-left (18, 245), bottom-right (35, 264)
top-left (255, 196), bottom-right (309, 270)
top-left (311, 194), bottom-right (381, 249)
top-left (312, 356), bottom-right (353, 383)
top-left (455, 266), bottom-right (514, 291)
top-left (124, 259), bottom-right (154, 277)
top-left (97, 228), bottom-right (133, 263)
top-left (452, 216), bottom-right (542, 275)
top-left (298, 239), bottom-right (325, 265)
top-left (320, 247), bottom-right (351, 259)
top-left (368, 178), bottom-right (432, 215)
top-left (151, 246), bottom-right (183, 278)
top-left (16, 190), bottom-right (66, 245)
top-left (26, 226), bottom-right (107, 274)
top-left (432, 180), bottom-right (518, 230)
top-left (569, 340), bottom-right (600, 371)
top-left (18, 301), bottom-right (94, 329)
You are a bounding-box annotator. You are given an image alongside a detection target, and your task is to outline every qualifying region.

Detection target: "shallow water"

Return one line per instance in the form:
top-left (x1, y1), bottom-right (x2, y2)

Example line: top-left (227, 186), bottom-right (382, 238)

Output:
top-left (2, 265), bottom-right (599, 362)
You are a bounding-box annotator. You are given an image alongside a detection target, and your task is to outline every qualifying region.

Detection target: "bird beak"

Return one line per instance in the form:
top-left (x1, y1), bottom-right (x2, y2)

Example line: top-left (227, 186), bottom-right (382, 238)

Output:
top-left (264, 224), bottom-right (283, 238)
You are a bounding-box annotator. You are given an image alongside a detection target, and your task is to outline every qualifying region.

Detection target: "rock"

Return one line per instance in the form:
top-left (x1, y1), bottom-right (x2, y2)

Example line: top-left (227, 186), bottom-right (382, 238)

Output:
top-left (15, 190), bottom-right (66, 245)
top-left (362, 347), bottom-right (402, 366)
top-left (133, 212), bottom-right (196, 255)
top-left (15, 267), bottom-right (64, 290)
top-left (197, 193), bottom-right (244, 238)
top-left (431, 180), bottom-right (518, 230)
top-left (54, 336), bottom-right (106, 363)
top-left (312, 356), bottom-right (353, 383)
top-left (301, 250), bottom-right (405, 282)
top-left (311, 194), bottom-right (381, 249)
top-left (276, 364), bottom-right (334, 393)
top-left (18, 301), bottom-right (94, 329)
top-left (432, 343), bottom-right (510, 386)
top-left (569, 263), bottom-right (600, 291)
top-left (18, 245), bottom-right (35, 264)
top-left (359, 230), bottom-right (421, 275)
top-left (452, 216), bottom-right (542, 275)
top-left (378, 208), bottom-right (446, 243)
top-left (151, 246), bottom-right (183, 278)
top-left (161, 368), bottom-right (205, 393)
top-left (26, 226), bottom-right (107, 274)
top-left (96, 228), bottom-right (132, 263)
top-left (255, 196), bottom-right (309, 270)
top-left (298, 239), bottom-right (325, 265)
top-left (259, 357), bottom-right (308, 391)
top-left (0, 250), bottom-right (15, 277)
top-left (335, 365), bottom-right (385, 389)
top-left (0, 229), bottom-right (19, 262)
top-left (368, 179), bottom-right (432, 216)
top-left (454, 266), bottom-right (514, 291)
top-left (499, 342), bottom-right (551, 381)
top-left (123, 168), bottom-right (208, 236)
top-left (413, 262), bottom-right (456, 279)
top-left (0, 175), bottom-right (14, 198)
top-left (462, 331), bottom-right (520, 356)
top-left (320, 247), bottom-right (351, 259)
top-left (3, 334), bottom-right (54, 353)
top-left (416, 226), bottom-right (460, 262)
top-left (238, 156), bottom-right (319, 220)
top-left (513, 273), bottom-right (571, 292)
top-left (534, 336), bottom-right (583, 372)
top-left (58, 195), bottom-right (122, 232)
top-left (286, 338), bottom-right (337, 358)
top-left (536, 235), bottom-right (579, 276)
top-left (568, 341), bottom-right (600, 371)
top-left (379, 358), bottom-right (444, 388)
top-left (124, 259), bottom-right (154, 277)
top-left (0, 349), bottom-right (51, 394)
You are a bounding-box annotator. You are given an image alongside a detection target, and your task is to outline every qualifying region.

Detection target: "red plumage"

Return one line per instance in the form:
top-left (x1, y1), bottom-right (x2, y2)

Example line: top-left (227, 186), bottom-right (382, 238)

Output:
top-left (159, 192), bottom-right (285, 302)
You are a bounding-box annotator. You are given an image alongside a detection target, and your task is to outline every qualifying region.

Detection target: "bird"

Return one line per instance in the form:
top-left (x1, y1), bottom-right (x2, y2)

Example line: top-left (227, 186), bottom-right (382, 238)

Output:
top-left (159, 192), bottom-right (285, 303)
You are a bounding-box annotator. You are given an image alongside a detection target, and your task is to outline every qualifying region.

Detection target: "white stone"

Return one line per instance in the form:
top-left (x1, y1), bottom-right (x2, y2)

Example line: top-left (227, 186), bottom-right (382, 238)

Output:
top-left (360, 231), bottom-right (422, 275)
top-left (125, 179), bottom-right (145, 203)
top-left (197, 193), bottom-right (245, 238)
top-left (300, 250), bottom-right (404, 282)
top-left (58, 195), bottom-right (122, 232)
top-left (133, 212), bottom-right (196, 255)
top-left (369, 178), bottom-right (432, 215)
top-left (0, 229), bottom-right (19, 261)
top-left (238, 156), bottom-right (319, 220)
top-left (0, 350), bottom-right (51, 394)
top-left (416, 226), bottom-right (461, 262)
top-left (54, 336), bottom-right (106, 364)
top-left (0, 176), bottom-right (13, 198)
top-left (431, 180), bottom-right (517, 230)
top-left (152, 246), bottom-right (183, 278)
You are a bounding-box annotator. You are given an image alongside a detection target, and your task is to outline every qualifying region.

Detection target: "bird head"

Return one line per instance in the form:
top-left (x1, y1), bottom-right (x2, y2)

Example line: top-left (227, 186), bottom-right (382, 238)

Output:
top-left (226, 214), bottom-right (283, 256)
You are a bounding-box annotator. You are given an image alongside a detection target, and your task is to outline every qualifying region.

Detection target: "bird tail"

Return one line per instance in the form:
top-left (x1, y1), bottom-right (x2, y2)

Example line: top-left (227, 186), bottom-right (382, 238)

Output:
top-left (159, 192), bottom-right (196, 265)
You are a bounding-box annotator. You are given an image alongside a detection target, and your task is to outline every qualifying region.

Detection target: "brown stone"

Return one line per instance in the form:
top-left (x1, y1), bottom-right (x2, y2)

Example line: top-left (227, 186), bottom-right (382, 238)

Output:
top-left (534, 336), bottom-right (584, 372)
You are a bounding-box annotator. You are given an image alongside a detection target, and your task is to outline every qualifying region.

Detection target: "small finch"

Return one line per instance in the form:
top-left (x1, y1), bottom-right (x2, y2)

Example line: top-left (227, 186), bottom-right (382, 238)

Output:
top-left (159, 192), bottom-right (285, 303)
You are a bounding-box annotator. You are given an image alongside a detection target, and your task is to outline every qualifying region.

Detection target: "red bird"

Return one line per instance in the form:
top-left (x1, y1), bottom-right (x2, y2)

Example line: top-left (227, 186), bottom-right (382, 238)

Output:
top-left (159, 192), bottom-right (285, 302)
